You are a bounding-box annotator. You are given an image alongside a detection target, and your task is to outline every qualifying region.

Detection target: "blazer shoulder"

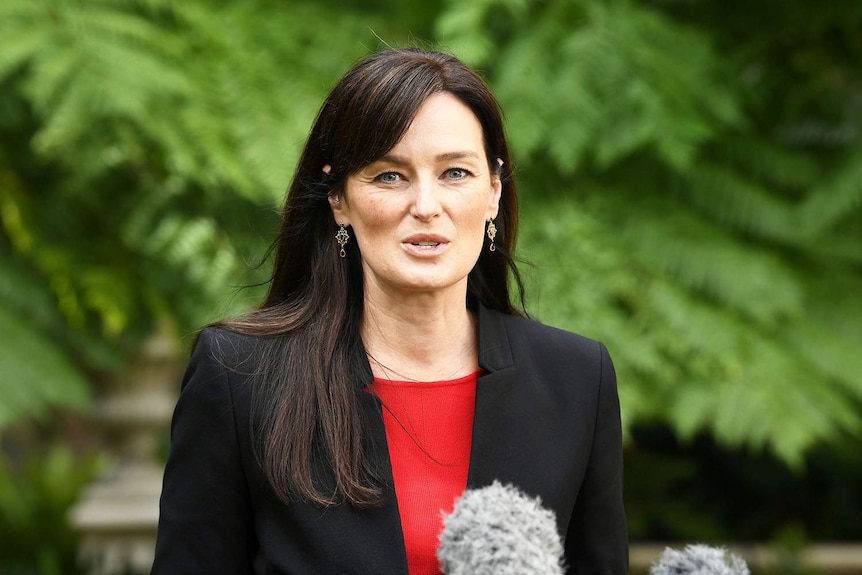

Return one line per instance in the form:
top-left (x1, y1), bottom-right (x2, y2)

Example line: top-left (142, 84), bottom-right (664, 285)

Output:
top-left (477, 305), bottom-right (609, 374)
top-left (501, 312), bottom-right (604, 357)
top-left (191, 327), bottom-right (262, 375)
top-left (175, 327), bottom-right (268, 406)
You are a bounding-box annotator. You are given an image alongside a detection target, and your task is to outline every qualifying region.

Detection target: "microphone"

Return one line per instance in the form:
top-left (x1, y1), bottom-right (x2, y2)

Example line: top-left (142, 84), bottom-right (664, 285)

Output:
top-left (650, 544), bottom-right (750, 575)
top-left (437, 480), bottom-right (565, 575)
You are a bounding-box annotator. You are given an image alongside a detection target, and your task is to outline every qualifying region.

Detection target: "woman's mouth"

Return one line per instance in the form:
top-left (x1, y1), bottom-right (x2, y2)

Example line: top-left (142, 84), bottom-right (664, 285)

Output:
top-left (403, 235), bottom-right (448, 256)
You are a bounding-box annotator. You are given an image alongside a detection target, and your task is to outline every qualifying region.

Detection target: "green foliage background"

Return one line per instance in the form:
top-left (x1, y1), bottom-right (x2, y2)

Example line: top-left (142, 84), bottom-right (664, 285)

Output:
top-left (1, 0), bottom-right (860, 564)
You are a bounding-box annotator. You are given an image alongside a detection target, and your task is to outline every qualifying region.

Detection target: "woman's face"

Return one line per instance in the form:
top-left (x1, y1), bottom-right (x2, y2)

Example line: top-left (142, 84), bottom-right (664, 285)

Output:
top-left (330, 92), bottom-right (501, 301)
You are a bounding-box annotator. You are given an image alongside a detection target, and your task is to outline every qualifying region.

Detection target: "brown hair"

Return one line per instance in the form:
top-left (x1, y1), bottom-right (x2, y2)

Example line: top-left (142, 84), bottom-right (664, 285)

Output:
top-left (220, 48), bottom-right (524, 507)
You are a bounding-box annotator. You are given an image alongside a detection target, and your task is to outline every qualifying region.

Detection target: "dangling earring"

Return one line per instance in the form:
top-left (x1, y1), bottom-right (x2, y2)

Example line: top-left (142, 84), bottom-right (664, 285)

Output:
top-left (336, 222), bottom-right (349, 258)
top-left (486, 219), bottom-right (497, 252)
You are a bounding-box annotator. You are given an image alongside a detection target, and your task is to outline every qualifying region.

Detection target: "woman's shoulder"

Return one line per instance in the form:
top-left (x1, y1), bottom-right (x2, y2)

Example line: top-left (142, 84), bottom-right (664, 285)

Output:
top-left (195, 325), bottom-right (260, 353)
top-left (187, 326), bottom-right (267, 380)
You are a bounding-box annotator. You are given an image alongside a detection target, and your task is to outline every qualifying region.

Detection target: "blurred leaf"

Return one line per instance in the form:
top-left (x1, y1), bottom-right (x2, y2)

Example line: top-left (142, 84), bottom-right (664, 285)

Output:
top-left (0, 301), bottom-right (90, 427)
top-left (0, 443), bottom-right (102, 574)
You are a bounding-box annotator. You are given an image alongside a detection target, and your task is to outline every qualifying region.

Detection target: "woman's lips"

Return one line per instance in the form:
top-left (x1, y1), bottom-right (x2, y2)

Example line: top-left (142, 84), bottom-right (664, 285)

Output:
top-left (402, 234), bottom-right (449, 256)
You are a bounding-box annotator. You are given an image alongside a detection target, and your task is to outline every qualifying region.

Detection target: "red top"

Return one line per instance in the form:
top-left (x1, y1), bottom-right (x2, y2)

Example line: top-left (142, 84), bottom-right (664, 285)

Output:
top-left (368, 370), bottom-right (481, 575)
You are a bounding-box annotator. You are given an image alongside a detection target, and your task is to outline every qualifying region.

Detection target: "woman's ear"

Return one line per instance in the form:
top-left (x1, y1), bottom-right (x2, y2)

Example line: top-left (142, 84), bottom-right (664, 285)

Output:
top-left (488, 159), bottom-right (503, 220)
top-left (328, 193), bottom-right (349, 223)
top-left (325, 165), bottom-right (350, 225)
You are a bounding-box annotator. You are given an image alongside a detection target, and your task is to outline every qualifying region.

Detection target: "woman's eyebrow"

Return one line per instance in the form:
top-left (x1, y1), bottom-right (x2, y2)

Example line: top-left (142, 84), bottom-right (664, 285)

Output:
top-left (374, 154), bottom-right (410, 167)
top-left (436, 151), bottom-right (482, 162)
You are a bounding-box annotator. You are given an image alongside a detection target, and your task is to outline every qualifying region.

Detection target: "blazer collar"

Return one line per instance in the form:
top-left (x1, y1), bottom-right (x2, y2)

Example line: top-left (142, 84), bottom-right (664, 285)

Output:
top-left (476, 303), bottom-right (515, 373)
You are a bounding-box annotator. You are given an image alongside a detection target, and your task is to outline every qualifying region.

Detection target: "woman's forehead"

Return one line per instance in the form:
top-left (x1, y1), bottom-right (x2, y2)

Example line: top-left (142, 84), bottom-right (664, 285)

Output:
top-left (384, 94), bottom-right (484, 155)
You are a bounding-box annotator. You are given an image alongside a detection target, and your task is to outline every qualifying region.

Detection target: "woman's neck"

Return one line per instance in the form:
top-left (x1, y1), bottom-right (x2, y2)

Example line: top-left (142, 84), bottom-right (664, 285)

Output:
top-left (361, 289), bottom-right (479, 382)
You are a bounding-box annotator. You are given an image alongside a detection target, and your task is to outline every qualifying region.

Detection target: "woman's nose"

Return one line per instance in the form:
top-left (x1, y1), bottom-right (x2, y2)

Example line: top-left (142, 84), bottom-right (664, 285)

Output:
top-left (409, 177), bottom-right (442, 221)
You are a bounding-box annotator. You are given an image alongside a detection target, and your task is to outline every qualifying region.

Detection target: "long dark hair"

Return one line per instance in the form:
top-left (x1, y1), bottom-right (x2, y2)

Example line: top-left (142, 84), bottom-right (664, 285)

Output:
top-left (220, 48), bottom-right (524, 507)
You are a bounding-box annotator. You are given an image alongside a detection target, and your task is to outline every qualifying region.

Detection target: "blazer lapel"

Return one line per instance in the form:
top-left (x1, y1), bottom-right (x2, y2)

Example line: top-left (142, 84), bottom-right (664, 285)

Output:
top-left (351, 340), bottom-right (410, 572)
top-left (467, 304), bottom-right (521, 487)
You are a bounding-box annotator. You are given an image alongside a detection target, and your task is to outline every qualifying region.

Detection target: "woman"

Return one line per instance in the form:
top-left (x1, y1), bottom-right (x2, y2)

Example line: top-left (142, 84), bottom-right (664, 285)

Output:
top-left (152, 48), bottom-right (628, 574)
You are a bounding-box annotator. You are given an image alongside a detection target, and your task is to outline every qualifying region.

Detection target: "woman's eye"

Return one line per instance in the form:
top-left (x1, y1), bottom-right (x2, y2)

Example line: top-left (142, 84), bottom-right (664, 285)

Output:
top-left (446, 168), bottom-right (470, 180)
top-left (375, 172), bottom-right (401, 183)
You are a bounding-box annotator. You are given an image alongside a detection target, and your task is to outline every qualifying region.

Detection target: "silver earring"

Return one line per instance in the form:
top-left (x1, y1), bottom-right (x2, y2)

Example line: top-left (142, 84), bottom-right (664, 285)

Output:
top-left (486, 219), bottom-right (497, 252)
top-left (336, 222), bottom-right (349, 258)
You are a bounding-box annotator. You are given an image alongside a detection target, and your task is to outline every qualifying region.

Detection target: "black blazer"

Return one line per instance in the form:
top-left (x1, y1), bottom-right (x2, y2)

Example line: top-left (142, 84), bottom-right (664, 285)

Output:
top-left (152, 305), bottom-right (628, 574)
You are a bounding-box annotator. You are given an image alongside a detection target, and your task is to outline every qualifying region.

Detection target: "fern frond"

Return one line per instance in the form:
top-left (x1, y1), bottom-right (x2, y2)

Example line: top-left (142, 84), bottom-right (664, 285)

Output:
top-left (781, 271), bottom-right (862, 395)
top-left (679, 162), bottom-right (800, 243)
top-left (0, 303), bottom-right (91, 427)
top-left (714, 136), bottom-right (820, 189)
top-left (0, 24), bottom-right (51, 82)
top-left (493, 0), bottom-right (740, 174)
top-left (799, 149), bottom-right (862, 237)
top-left (618, 202), bottom-right (804, 325)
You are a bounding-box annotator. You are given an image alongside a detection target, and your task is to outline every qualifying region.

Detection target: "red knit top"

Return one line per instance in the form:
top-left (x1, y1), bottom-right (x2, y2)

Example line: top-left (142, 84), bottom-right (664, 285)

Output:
top-left (369, 370), bottom-right (481, 575)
